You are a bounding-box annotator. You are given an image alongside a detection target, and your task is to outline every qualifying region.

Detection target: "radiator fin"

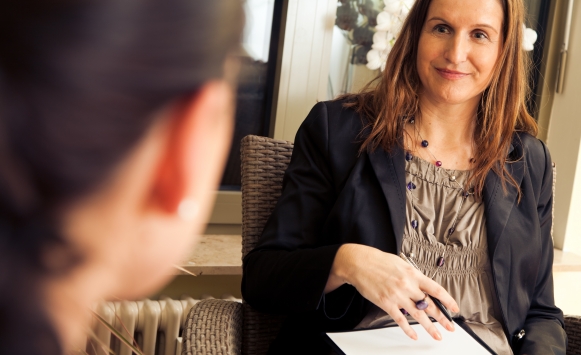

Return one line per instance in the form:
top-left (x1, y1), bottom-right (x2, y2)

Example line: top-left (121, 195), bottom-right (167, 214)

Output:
top-left (87, 295), bottom-right (240, 355)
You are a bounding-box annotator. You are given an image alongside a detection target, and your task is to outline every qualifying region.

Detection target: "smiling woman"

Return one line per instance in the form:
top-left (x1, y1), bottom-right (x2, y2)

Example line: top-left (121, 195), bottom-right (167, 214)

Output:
top-left (414, 0), bottom-right (505, 170)
top-left (241, 0), bottom-right (567, 353)
top-left (351, 0), bottom-right (537, 194)
top-left (417, 0), bottom-right (503, 108)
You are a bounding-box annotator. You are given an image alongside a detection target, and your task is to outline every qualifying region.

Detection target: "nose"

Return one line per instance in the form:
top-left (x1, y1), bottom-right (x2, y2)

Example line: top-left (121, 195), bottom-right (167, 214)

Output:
top-left (444, 34), bottom-right (468, 64)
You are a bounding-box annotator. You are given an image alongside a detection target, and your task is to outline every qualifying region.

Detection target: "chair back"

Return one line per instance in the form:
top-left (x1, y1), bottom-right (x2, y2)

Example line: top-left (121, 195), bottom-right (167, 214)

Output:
top-left (240, 135), bottom-right (293, 355)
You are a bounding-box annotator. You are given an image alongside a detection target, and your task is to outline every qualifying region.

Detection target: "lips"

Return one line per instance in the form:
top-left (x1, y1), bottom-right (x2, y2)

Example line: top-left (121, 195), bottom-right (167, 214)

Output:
top-left (435, 68), bottom-right (469, 80)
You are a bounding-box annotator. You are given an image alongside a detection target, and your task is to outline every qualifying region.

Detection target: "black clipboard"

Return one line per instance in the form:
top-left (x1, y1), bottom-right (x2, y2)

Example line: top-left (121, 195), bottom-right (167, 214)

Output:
top-left (323, 317), bottom-right (498, 355)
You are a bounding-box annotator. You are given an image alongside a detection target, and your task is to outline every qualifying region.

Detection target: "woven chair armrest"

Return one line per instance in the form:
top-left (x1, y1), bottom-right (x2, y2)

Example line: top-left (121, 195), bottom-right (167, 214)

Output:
top-left (565, 314), bottom-right (581, 355)
top-left (182, 299), bottom-right (243, 355)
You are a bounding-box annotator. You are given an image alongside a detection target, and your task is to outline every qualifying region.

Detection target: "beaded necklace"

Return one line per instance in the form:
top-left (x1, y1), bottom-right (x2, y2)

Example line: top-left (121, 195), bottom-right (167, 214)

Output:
top-left (404, 118), bottom-right (475, 278)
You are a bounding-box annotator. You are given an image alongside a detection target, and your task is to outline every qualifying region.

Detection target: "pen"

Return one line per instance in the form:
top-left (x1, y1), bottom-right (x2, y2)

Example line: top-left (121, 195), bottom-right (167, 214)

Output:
top-left (399, 252), bottom-right (453, 322)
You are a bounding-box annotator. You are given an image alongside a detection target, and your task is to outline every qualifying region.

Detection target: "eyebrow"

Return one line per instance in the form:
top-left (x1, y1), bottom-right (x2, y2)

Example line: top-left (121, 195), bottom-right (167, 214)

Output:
top-left (427, 16), bottom-right (499, 34)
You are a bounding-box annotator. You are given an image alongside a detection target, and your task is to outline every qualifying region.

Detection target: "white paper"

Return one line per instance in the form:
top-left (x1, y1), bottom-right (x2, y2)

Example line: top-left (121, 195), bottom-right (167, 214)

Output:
top-left (326, 321), bottom-right (492, 355)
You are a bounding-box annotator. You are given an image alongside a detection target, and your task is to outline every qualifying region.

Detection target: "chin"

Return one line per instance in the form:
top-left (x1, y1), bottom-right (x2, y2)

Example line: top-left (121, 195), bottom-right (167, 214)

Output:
top-left (439, 95), bottom-right (474, 105)
top-left (429, 87), bottom-right (479, 105)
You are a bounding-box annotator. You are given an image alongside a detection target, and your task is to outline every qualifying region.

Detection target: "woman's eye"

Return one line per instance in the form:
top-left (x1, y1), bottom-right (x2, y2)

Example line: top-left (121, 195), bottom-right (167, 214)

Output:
top-left (474, 31), bottom-right (489, 40)
top-left (433, 25), bottom-right (449, 34)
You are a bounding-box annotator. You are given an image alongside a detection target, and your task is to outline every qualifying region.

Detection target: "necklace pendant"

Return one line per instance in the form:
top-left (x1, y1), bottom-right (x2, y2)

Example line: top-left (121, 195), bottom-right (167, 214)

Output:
top-left (435, 160), bottom-right (442, 167)
top-left (436, 256), bottom-right (445, 267)
top-left (407, 181), bottom-right (416, 190)
top-left (450, 175), bottom-right (456, 181)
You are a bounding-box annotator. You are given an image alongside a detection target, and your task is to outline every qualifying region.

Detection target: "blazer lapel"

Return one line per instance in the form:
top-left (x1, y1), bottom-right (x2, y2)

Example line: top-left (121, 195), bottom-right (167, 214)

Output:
top-left (366, 141), bottom-right (525, 272)
top-left (484, 151), bottom-right (525, 260)
top-left (483, 143), bottom-right (525, 330)
top-left (368, 146), bottom-right (407, 254)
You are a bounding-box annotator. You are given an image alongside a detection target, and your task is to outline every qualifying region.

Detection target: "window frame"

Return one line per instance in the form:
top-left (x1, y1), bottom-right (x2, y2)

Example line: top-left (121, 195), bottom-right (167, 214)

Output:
top-left (209, 0), bottom-right (338, 226)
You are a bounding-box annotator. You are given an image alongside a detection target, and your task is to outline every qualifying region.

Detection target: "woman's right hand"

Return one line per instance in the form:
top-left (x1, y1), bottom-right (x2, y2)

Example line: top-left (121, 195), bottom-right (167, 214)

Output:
top-left (325, 243), bottom-right (460, 341)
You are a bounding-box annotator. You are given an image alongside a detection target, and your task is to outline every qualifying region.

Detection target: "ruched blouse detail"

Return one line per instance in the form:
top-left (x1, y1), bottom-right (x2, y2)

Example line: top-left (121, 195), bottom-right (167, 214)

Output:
top-left (356, 155), bottom-right (513, 355)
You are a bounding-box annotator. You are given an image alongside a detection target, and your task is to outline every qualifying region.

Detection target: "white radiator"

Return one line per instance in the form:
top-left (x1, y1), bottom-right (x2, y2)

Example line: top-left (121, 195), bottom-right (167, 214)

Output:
top-left (86, 295), bottom-right (240, 355)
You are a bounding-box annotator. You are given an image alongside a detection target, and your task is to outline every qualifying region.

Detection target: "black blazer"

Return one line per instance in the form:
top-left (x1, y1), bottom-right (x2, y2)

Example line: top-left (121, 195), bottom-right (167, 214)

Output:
top-left (242, 100), bottom-right (567, 354)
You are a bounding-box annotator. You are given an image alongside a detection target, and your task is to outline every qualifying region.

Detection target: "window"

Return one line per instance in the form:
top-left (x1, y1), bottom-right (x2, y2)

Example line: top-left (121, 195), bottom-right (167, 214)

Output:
top-left (220, 0), bottom-right (281, 190)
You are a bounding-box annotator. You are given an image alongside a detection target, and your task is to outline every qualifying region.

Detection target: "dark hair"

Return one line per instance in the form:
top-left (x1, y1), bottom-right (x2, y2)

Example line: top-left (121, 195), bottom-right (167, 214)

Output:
top-left (0, 0), bottom-right (243, 353)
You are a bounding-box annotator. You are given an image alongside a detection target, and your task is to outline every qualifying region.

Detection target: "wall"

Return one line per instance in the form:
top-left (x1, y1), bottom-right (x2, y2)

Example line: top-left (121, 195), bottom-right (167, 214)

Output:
top-left (271, 0), bottom-right (337, 141)
top-left (546, 0), bottom-right (581, 254)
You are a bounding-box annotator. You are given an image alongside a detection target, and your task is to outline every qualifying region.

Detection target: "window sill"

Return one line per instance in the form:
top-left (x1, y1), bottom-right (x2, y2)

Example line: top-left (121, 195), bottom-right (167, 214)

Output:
top-left (178, 235), bottom-right (581, 276)
top-left (179, 235), bottom-right (242, 276)
top-left (553, 249), bottom-right (581, 272)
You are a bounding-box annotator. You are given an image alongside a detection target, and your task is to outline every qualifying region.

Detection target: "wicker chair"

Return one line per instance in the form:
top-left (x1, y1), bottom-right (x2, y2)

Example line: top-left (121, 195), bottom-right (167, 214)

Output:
top-left (182, 135), bottom-right (581, 355)
top-left (566, 316), bottom-right (581, 355)
top-left (182, 135), bottom-right (291, 355)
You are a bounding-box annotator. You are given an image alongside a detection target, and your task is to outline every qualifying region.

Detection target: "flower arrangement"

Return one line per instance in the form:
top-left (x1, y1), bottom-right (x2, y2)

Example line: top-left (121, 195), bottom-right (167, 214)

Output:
top-left (366, 0), bottom-right (413, 71)
top-left (366, 0), bottom-right (538, 71)
top-left (334, 0), bottom-right (380, 65)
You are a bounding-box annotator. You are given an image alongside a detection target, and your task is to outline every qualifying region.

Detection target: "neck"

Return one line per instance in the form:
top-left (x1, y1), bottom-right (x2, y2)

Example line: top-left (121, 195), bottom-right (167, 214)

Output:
top-left (417, 95), bottom-right (478, 146)
top-left (404, 95), bottom-right (478, 170)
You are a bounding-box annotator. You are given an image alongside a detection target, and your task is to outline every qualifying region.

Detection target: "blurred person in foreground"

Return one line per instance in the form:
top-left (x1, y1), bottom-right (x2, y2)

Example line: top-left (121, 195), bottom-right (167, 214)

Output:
top-left (0, 0), bottom-right (243, 354)
top-left (242, 0), bottom-right (567, 353)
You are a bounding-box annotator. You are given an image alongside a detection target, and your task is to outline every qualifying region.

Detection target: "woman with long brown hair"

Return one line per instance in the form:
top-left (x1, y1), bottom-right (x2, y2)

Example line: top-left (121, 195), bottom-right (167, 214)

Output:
top-left (242, 0), bottom-right (567, 353)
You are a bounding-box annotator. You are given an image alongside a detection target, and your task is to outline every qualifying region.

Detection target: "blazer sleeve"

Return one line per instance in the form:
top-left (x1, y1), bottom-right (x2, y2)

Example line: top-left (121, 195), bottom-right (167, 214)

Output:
top-left (518, 141), bottom-right (567, 355)
top-left (241, 102), bottom-right (355, 316)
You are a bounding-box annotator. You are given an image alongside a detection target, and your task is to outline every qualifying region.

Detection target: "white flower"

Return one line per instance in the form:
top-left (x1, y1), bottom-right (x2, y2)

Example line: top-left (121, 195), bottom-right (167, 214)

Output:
top-left (369, 0), bottom-right (415, 71)
top-left (383, 0), bottom-right (414, 15)
top-left (366, 49), bottom-right (383, 70)
top-left (376, 11), bottom-right (396, 31)
top-left (376, 10), bottom-right (404, 35)
top-left (372, 31), bottom-right (394, 51)
top-left (400, 0), bottom-right (415, 15)
top-left (523, 25), bottom-right (537, 51)
top-left (383, 0), bottom-right (404, 14)
top-left (390, 18), bottom-right (403, 36)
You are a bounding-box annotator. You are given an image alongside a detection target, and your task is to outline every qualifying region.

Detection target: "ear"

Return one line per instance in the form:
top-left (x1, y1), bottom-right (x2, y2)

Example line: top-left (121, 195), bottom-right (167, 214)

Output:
top-left (152, 81), bottom-right (234, 219)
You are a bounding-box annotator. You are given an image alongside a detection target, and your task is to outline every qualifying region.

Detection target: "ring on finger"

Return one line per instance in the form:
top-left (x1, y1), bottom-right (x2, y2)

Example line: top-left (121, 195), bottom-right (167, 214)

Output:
top-left (414, 293), bottom-right (429, 310)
